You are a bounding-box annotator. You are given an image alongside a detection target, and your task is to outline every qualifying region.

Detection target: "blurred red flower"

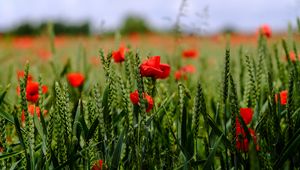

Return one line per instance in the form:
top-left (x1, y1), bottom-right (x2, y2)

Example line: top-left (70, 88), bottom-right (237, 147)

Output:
top-left (236, 127), bottom-right (259, 152)
top-left (181, 65), bottom-right (196, 73)
top-left (25, 82), bottom-right (48, 103)
top-left (54, 36), bottom-right (66, 47)
top-left (112, 46), bottom-right (128, 63)
top-left (259, 24), bottom-right (272, 38)
top-left (288, 51), bottom-right (300, 62)
top-left (130, 90), bottom-right (154, 112)
top-left (26, 82), bottom-right (40, 103)
top-left (13, 36), bottom-right (33, 49)
top-left (67, 73), bottom-right (85, 87)
top-left (17, 71), bottom-right (33, 82)
top-left (182, 49), bottom-right (198, 58)
top-left (92, 160), bottom-right (103, 170)
top-left (275, 90), bottom-right (288, 105)
top-left (90, 56), bottom-right (100, 66)
top-left (174, 70), bottom-right (186, 81)
top-left (174, 65), bottom-right (196, 81)
top-left (42, 85), bottom-right (48, 94)
top-left (235, 107), bottom-right (259, 152)
top-left (17, 84), bottom-right (47, 96)
top-left (239, 108), bottom-right (253, 125)
top-left (21, 105), bottom-right (48, 123)
top-left (140, 56), bottom-right (170, 79)
top-left (37, 49), bottom-right (52, 60)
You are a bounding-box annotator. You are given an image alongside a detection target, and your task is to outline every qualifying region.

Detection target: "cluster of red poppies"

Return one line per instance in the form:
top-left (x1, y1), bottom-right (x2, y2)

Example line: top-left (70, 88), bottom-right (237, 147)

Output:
top-left (111, 46), bottom-right (172, 112)
top-left (17, 70), bottom-right (86, 123)
top-left (21, 104), bottom-right (48, 124)
top-left (17, 71), bottom-right (48, 103)
top-left (236, 90), bottom-right (288, 152)
top-left (17, 71), bottom-right (48, 124)
top-left (129, 56), bottom-right (171, 112)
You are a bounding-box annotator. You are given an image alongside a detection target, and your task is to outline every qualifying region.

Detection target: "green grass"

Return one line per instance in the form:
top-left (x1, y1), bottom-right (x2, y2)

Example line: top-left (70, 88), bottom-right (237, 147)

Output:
top-left (0, 22), bottom-right (300, 169)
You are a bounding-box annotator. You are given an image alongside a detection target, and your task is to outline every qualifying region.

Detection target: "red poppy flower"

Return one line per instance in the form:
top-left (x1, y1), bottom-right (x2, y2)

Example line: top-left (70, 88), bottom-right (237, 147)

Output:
top-left (144, 94), bottom-right (154, 112)
top-left (275, 90), bottom-right (288, 105)
top-left (235, 107), bottom-right (259, 152)
top-left (26, 82), bottom-right (39, 103)
top-left (17, 71), bottom-right (33, 82)
top-left (112, 46), bottom-right (128, 63)
top-left (27, 82), bottom-right (48, 102)
top-left (239, 108), bottom-right (254, 125)
top-left (130, 90), bottom-right (154, 112)
top-left (182, 49), bottom-right (198, 58)
top-left (17, 83), bottom-right (48, 97)
top-left (129, 90), bottom-right (140, 105)
top-left (140, 56), bottom-right (170, 79)
top-left (67, 73), bottom-right (85, 87)
top-left (92, 160), bottom-right (103, 170)
top-left (259, 24), bottom-right (272, 38)
top-left (236, 127), bottom-right (259, 152)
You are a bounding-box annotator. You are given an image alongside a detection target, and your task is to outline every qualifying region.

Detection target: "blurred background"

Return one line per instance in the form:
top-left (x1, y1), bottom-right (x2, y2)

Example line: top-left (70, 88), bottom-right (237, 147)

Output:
top-left (0, 0), bottom-right (300, 36)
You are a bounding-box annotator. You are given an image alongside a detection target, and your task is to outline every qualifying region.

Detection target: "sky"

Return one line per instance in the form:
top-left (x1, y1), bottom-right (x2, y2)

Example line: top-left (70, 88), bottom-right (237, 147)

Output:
top-left (0, 0), bottom-right (299, 34)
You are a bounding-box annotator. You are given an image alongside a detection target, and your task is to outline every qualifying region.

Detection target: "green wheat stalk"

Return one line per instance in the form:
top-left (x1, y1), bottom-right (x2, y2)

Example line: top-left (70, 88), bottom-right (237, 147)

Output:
top-left (244, 55), bottom-right (256, 107)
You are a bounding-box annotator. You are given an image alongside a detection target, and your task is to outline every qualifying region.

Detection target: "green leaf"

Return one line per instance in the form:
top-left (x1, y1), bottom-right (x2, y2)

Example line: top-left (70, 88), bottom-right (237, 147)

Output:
top-left (33, 112), bottom-right (46, 154)
top-left (110, 129), bottom-right (125, 170)
top-left (203, 134), bottom-right (223, 169)
top-left (54, 153), bottom-right (81, 170)
top-left (206, 115), bottom-right (232, 150)
top-left (0, 108), bottom-right (14, 124)
top-left (155, 93), bottom-right (175, 116)
top-left (9, 159), bottom-right (23, 170)
top-left (13, 109), bottom-right (26, 150)
top-left (181, 98), bottom-right (187, 149)
top-left (34, 112), bottom-right (44, 139)
top-left (60, 58), bottom-right (71, 78)
top-left (79, 100), bottom-right (89, 140)
top-left (0, 84), bottom-right (10, 106)
top-left (0, 151), bottom-right (24, 160)
top-left (12, 108), bottom-right (30, 169)
top-left (72, 100), bottom-right (82, 140)
top-left (86, 117), bottom-right (99, 142)
top-left (102, 86), bottom-right (110, 115)
top-left (274, 128), bottom-right (300, 168)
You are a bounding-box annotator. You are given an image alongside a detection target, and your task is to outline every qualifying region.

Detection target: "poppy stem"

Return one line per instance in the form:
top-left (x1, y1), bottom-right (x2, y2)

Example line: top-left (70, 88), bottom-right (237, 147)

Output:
top-left (151, 78), bottom-right (156, 97)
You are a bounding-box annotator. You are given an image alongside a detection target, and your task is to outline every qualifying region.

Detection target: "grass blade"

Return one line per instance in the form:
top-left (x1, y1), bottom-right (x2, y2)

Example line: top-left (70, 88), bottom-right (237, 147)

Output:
top-left (110, 129), bottom-right (125, 170)
top-left (203, 134), bottom-right (223, 169)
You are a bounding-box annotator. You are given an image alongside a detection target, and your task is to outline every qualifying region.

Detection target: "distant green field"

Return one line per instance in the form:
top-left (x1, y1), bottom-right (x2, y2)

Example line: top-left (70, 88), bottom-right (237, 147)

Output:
top-left (0, 23), bottom-right (300, 169)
